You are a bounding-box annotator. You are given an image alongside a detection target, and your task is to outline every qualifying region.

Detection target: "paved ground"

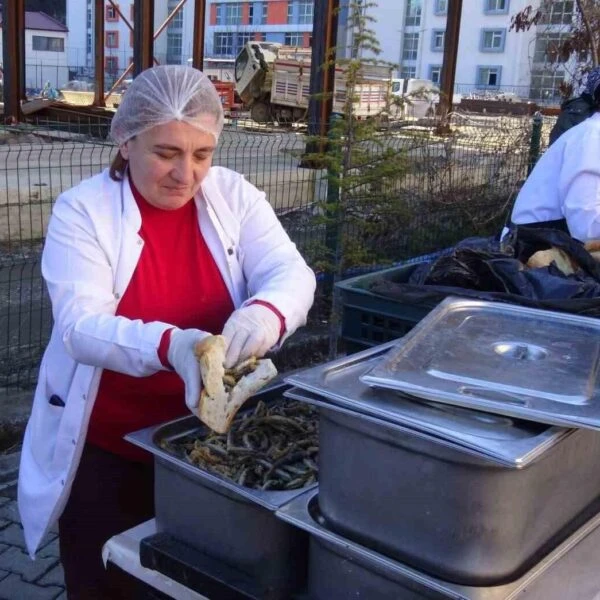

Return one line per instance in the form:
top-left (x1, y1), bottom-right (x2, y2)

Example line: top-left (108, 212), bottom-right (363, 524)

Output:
top-left (0, 454), bottom-right (65, 600)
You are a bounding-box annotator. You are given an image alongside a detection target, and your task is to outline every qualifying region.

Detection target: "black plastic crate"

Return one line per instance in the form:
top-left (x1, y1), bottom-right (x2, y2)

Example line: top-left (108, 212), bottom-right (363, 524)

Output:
top-left (336, 261), bottom-right (441, 352)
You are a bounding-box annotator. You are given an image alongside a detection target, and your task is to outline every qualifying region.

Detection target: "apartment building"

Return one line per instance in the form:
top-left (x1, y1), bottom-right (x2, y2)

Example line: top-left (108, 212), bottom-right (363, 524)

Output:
top-left (205, 0), bottom-right (313, 57)
top-left (66, 0), bottom-right (312, 81)
top-left (65, 0), bottom-right (575, 101)
top-left (341, 0), bottom-right (576, 103)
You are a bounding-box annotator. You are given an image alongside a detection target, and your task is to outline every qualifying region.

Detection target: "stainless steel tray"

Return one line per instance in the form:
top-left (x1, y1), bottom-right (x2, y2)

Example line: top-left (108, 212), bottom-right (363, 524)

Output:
top-left (277, 489), bottom-right (600, 600)
top-left (361, 297), bottom-right (600, 430)
top-left (125, 387), bottom-right (318, 510)
top-left (284, 342), bottom-right (570, 467)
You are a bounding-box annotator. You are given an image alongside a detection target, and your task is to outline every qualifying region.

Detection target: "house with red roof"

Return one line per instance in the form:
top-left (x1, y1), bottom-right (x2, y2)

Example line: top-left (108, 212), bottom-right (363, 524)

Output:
top-left (0, 10), bottom-right (69, 91)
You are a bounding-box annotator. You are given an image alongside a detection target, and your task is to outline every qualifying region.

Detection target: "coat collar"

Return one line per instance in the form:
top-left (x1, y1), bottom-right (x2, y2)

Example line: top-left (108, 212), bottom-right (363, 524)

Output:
top-left (119, 170), bottom-right (142, 233)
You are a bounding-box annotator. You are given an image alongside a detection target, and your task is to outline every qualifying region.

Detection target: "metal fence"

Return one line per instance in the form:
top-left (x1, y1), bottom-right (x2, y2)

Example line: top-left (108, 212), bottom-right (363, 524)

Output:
top-left (0, 111), bottom-right (553, 394)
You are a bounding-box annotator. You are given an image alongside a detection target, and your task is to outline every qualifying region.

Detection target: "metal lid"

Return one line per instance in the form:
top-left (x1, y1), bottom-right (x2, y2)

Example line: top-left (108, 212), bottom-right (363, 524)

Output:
top-left (361, 297), bottom-right (600, 430)
top-left (284, 341), bottom-right (571, 467)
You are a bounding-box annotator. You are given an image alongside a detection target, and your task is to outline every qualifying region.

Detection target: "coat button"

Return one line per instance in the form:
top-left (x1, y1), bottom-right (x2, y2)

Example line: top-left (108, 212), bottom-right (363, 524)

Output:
top-left (71, 439), bottom-right (76, 445)
top-left (137, 239), bottom-right (142, 245)
top-left (114, 292), bottom-right (120, 299)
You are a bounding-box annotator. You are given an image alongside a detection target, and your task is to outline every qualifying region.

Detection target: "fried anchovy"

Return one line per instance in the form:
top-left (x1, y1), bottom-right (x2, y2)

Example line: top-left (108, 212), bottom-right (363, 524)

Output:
top-left (165, 399), bottom-right (319, 491)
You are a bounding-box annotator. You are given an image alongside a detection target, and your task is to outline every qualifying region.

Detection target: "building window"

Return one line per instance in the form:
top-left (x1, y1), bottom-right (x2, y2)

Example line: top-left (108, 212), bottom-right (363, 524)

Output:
top-left (476, 65), bottom-right (502, 87)
top-left (106, 3), bottom-right (119, 21)
top-left (405, 0), bottom-right (421, 26)
top-left (32, 35), bottom-right (65, 52)
top-left (400, 66), bottom-right (416, 79)
top-left (214, 32), bottom-right (234, 55)
top-left (166, 32), bottom-right (182, 63)
top-left (261, 2), bottom-right (268, 24)
top-left (215, 3), bottom-right (222, 24)
top-left (298, 0), bottom-right (313, 24)
top-left (429, 65), bottom-right (442, 84)
top-left (87, 7), bottom-right (92, 28)
top-left (237, 33), bottom-right (252, 50)
top-left (285, 32), bottom-right (303, 46)
top-left (105, 56), bottom-right (119, 74)
top-left (539, 1), bottom-right (574, 25)
top-left (248, 3), bottom-right (254, 23)
top-left (534, 33), bottom-right (567, 64)
top-left (402, 32), bottom-right (419, 60)
top-left (105, 31), bottom-right (119, 48)
top-left (481, 29), bottom-right (506, 52)
top-left (87, 33), bottom-right (92, 53)
top-left (530, 69), bottom-right (565, 102)
top-left (431, 29), bottom-right (445, 52)
top-left (224, 3), bottom-right (242, 25)
top-left (168, 1), bottom-right (183, 29)
top-left (484, 0), bottom-right (509, 14)
top-left (287, 1), bottom-right (294, 23)
top-left (434, 0), bottom-right (447, 15)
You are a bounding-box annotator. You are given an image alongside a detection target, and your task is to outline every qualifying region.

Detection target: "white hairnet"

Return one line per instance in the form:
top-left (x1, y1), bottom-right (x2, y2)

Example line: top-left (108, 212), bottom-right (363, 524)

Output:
top-left (110, 65), bottom-right (224, 145)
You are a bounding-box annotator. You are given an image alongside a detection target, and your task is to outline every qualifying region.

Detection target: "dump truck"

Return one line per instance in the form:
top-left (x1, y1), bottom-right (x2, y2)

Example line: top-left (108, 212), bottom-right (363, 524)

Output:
top-left (234, 41), bottom-right (400, 124)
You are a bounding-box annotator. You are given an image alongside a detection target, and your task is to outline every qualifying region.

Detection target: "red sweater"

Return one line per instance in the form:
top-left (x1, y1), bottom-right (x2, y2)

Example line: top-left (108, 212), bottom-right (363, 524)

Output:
top-left (87, 181), bottom-right (234, 461)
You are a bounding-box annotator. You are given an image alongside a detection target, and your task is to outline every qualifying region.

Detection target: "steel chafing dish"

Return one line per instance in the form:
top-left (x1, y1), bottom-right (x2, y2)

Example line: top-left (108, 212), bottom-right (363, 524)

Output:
top-left (285, 328), bottom-right (600, 585)
top-left (126, 383), bottom-right (316, 600)
top-left (277, 489), bottom-right (600, 600)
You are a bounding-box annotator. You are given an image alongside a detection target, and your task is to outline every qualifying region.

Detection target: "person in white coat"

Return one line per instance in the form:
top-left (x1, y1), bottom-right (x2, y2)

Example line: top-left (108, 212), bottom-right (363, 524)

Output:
top-left (17, 65), bottom-right (316, 599)
top-left (509, 72), bottom-right (600, 241)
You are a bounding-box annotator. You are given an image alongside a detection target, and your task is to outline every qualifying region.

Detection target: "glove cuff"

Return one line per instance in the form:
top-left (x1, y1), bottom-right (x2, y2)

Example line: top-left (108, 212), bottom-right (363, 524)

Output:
top-left (248, 299), bottom-right (286, 340)
top-left (158, 327), bottom-right (176, 370)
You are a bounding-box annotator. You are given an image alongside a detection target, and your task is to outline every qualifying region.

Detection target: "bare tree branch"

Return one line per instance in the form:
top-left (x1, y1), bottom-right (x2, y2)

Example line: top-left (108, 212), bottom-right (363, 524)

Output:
top-left (576, 0), bottom-right (599, 67)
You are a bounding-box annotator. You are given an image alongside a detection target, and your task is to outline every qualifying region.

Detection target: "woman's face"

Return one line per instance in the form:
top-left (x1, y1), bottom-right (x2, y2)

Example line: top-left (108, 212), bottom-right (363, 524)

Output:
top-left (120, 120), bottom-right (217, 210)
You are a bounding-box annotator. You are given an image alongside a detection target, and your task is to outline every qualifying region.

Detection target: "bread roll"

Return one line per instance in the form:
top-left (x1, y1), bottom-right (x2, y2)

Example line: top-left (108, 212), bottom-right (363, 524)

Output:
top-left (584, 240), bottom-right (600, 254)
top-left (194, 335), bottom-right (277, 433)
top-left (526, 248), bottom-right (577, 275)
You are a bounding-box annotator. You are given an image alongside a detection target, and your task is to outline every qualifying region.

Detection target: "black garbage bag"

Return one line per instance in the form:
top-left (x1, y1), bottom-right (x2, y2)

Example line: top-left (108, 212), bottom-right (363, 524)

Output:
top-left (368, 228), bottom-right (600, 317)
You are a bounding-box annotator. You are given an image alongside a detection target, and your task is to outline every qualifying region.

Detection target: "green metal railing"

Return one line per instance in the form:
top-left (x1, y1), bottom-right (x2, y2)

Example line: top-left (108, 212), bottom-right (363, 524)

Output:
top-left (0, 112), bottom-right (554, 392)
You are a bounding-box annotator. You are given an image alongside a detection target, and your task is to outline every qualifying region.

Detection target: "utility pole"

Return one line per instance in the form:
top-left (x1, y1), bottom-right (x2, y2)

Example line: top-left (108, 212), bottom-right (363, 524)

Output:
top-left (437, 0), bottom-right (462, 129)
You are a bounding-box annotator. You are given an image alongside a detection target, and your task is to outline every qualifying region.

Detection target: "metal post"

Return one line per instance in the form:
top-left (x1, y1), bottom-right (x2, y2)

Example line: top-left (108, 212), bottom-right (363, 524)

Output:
top-left (528, 112), bottom-right (543, 175)
top-left (325, 113), bottom-right (342, 258)
top-left (17, 3), bottom-right (26, 100)
top-left (192, 0), bottom-right (206, 69)
top-left (2, 0), bottom-right (25, 122)
top-left (437, 0), bottom-right (462, 124)
top-left (93, 0), bottom-right (106, 106)
top-left (306, 0), bottom-right (339, 147)
top-left (134, 0), bottom-right (154, 76)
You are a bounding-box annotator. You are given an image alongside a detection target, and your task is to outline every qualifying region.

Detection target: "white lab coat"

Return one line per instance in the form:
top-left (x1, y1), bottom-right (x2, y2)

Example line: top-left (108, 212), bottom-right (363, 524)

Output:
top-left (18, 166), bottom-right (316, 557)
top-left (510, 112), bottom-right (600, 242)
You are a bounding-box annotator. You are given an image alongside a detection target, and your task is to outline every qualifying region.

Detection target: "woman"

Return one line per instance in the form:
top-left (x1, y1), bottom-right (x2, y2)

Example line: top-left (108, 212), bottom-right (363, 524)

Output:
top-left (508, 69), bottom-right (600, 241)
top-left (17, 65), bottom-right (316, 599)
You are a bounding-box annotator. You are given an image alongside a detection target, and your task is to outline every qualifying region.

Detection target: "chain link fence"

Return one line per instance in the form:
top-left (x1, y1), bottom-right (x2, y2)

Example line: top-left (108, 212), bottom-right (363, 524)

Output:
top-left (0, 112), bottom-right (554, 393)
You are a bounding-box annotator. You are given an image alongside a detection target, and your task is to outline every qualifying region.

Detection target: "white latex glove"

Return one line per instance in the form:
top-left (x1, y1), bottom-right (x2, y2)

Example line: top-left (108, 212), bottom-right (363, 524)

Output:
top-left (222, 304), bottom-right (281, 368)
top-left (167, 328), bottom-right (211, 411)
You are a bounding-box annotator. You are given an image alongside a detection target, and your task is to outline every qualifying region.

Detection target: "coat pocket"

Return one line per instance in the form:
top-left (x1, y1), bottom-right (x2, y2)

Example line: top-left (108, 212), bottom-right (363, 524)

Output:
top-left (29, 365), bottom-right (65, 471)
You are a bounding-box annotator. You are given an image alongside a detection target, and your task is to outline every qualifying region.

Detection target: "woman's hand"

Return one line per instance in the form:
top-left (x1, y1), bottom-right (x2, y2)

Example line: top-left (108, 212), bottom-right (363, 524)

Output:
top-left (167, 328), bottom-right (211, 410)
top-left (221, 304), bottom-right (282, 368)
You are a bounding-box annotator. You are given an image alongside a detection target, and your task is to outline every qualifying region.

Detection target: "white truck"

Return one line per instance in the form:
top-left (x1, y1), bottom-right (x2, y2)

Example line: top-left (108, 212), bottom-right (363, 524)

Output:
top-left (234, 41), bottom-right (400, 124)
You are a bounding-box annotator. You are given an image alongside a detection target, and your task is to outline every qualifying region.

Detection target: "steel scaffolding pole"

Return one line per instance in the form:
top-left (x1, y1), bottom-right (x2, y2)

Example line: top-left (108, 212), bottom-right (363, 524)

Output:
top-left (2, 0), bottom-right (25, 122)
